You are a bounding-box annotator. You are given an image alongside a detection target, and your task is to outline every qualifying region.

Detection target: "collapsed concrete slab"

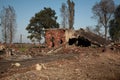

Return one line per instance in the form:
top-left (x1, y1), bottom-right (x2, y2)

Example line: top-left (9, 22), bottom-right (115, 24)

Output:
top-left (74, 29), bottom-right (111, 47)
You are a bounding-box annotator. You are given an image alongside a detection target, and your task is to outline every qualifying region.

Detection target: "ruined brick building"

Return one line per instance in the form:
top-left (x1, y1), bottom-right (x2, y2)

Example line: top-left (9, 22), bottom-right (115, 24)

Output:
top-left (45, 28), bottom-right (110, 48)
top-left (45, 29), bottom-right (75, 48)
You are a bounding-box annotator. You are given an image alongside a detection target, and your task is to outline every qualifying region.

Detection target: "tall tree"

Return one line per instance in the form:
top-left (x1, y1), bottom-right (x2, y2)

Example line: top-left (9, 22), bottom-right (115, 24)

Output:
top-left (109, 5), bottom-right (120, 42)
top-left (0, 7), bottom-right (8, 43)
top-left (0, 6), bottom-right (17, 43)
top-left (92, 0), bottom-right (115, 41)
top-left (60, 3), bottom-right (68, 28)
top-left (26, 7), bottom-right (59, 43)
top-left (67, 0), bottom-right (75, 29)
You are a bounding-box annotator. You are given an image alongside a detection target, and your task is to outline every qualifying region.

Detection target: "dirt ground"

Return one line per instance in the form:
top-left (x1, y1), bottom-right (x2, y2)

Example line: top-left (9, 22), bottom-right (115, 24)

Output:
top-left (0, 46), bottom-right (120, 80)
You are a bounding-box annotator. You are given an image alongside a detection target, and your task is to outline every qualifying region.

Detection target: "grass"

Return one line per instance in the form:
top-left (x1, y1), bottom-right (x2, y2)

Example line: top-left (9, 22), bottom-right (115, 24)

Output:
top-left (19, 47), bottom-right (27, 52)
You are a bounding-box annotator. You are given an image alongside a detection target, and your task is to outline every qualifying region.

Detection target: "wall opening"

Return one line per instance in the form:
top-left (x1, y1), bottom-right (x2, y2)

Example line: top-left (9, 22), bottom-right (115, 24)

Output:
top-left (51, 37), bottom-right (54, 47)
top-left (68, 38), bottom-right (77, 45)
top-left (77, 36), bottom-right (91, 47)
top-left (60, 39), bottom-right (63, 44)
top-left (68, 36), bottom-right (91, 47)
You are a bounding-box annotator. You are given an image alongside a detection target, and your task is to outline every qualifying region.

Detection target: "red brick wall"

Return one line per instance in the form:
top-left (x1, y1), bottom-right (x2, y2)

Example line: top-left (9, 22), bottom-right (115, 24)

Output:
top-left (45, 29), bottom-right (65, 48)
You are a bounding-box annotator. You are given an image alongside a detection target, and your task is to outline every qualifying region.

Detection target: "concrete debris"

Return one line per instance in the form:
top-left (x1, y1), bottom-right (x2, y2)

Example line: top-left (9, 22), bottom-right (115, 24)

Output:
top-left (0, 45), bottom-right (6, 51)
top-left (35, 63), bottom-right (47, 71)
top-left (35, 64), bottom-right (42, 71)
top-left (111, 43), bottom-right (120, 53)
top-left (11, 63), bottom-right (21, 67)
top-left (47, 50), bottom-right (54, 54)
top-left (41, 63), bottom-right (47, 69)
top-left (17, 55), bottom-right (32, 60)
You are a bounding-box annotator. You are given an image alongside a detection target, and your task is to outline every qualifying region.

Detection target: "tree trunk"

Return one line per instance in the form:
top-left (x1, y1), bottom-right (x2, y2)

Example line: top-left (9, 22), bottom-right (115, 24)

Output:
top-left (10, 23), bottom-right (13, 44)
top-left (5, 24), bottom-right (7, 43)
top-left (104, 26), bottom-right (108, 47)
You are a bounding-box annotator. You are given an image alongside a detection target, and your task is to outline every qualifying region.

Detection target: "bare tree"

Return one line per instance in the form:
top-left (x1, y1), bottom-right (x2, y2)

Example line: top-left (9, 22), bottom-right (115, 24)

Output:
top-left (85, 26), bottom-right (94, 32)
top-left (60, 3), bottom-right (68, 28)
top-left (0, 6), bottom-right (17, 44)
top-left (0, 7), bottom-right (8, 43)
top-left (93, 24), bottom-right (103, 36)
top-left (67, 0), bottom-right (75, 29)
top-left (92, 0), bottom-right (115, 41)
top-left (8, 6), bottom-right (17, 44)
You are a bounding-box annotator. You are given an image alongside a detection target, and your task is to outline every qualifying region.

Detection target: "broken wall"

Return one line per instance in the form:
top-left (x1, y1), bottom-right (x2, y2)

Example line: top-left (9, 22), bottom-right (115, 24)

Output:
top-left (45, 29), bottom-right (66, 48)
top-left (65, 29), bottom-right (75, 42)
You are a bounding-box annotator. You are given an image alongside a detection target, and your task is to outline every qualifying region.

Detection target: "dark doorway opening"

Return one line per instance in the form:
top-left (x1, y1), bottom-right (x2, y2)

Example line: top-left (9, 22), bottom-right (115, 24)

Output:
top-left (51, 37), bottom-right (54, 47)
top-left (77, 36), bottom-right (91, 47)
top-left (68, 38), bottom-right (77, 45)
top-left (68, 36), bottom-right (91, 47)
top-left (60, 39), bottom-right (63, 44)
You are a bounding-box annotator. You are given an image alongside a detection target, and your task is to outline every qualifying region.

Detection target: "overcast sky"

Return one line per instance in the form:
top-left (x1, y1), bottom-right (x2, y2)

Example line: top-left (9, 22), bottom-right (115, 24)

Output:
top-left (0, 0), bottom-right (120, 43)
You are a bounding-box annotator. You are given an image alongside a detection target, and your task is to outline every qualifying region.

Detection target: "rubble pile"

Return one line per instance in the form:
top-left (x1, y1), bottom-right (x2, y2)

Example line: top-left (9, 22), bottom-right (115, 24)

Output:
top-left (75, 29), bottom-right (111, 46)
top-left (0, 44), bottom-right (6, 51)
top-left (111, 43), bottom-right (120, 53)
top-left (0, 47), bottom-right (120, 80)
